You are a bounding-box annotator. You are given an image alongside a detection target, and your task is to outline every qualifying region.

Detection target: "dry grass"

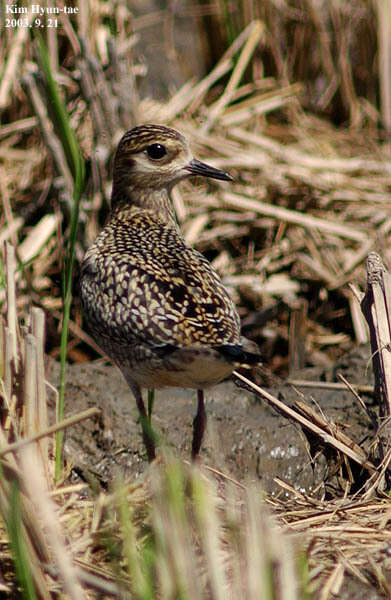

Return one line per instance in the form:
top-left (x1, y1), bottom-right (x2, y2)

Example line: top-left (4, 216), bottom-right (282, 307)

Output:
top-left (0, 0), bottom-right (388, 372)
top-left (1, 1), bottom-right (391, 598)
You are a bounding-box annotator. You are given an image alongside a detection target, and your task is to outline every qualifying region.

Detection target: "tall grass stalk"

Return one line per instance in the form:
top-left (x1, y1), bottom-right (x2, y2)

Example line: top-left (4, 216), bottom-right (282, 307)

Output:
top-left (6, 480), bottom-right (37, 600)
top-left (117, 482), bottom-right (155, 600)
top-left (35, 34), bottom-right (85, 480)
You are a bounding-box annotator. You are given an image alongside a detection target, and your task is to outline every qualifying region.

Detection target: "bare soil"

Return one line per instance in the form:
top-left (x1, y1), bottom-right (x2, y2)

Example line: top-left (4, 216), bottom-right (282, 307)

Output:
top-left (47, 344), bottom-right (373, 494)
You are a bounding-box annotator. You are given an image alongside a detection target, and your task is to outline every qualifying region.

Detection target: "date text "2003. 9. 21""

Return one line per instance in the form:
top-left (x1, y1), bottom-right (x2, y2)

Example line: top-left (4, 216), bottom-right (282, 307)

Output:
top-left (5, 17), bottom-right (59, 27)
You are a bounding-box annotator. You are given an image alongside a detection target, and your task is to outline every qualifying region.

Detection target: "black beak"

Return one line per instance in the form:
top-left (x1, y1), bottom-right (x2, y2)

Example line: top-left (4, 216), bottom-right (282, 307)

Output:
top-left (185, 158), bottom-right (234, 182)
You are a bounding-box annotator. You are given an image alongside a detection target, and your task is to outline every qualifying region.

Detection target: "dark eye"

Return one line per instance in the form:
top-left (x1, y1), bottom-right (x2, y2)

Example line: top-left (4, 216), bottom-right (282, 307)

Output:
top-left (146, 143), bottom-right (167, 159)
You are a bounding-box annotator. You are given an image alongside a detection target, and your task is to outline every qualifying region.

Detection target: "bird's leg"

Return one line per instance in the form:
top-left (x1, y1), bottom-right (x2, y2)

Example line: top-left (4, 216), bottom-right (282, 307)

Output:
top-left (192, 389), bottom-right (206, 460)
top-left (133, 386), bottom-right (156, 462)
top-left (147, 389), bottom-right (155, 423)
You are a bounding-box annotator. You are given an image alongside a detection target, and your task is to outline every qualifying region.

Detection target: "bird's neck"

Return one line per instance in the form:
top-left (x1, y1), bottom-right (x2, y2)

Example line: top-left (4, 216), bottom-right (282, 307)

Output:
top-left (110, 185), bottom-right (180, 231)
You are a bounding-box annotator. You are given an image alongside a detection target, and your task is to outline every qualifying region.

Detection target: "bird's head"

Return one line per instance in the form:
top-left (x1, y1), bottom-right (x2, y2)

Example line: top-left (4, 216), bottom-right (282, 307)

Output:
top-left (112, 124), bottom-right (233, 194)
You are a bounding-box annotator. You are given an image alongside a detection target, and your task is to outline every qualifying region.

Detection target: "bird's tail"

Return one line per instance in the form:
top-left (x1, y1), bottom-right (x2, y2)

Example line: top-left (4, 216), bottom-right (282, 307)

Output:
top-left (215, 343), bottom-right (262, 367)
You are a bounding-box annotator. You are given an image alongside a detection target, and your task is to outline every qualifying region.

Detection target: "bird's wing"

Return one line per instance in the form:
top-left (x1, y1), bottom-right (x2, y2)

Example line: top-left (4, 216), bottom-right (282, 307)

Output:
top-left (80, 220), bottom-right (241, 349)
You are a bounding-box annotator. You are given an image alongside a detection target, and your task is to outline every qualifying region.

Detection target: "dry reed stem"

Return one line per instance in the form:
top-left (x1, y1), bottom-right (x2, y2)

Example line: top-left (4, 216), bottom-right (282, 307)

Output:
top-left (0, 17), bottom-right (32, 109)
top-left (0, 243), bottom-right (102, 597)
top-left (336, 373), bottom-right (371, 416)
top-left (31, 307), bottom-right (49, 480)
top-left (0, 407), bottom-right (100, 458)
top-left (21, 68), bottom-right (74, 197)
top-left (287, 379), bottom-right (373, 395)
top-left (221, 191), bottom-right (367, 242)
top-left (19, 447), bottom-right (84, 599)
top-left (18, 215), bottom-right (59, 265)
top-left (4, 244), bottom-right (18, 374)
top-left (202, 20), bottom-right (265, 131)
top-left (376, 0), bottom-right (391, 132)
top-left (361, 253), bottom-right (391, 417)
top-left (233, 371), bottom-right (377, 475)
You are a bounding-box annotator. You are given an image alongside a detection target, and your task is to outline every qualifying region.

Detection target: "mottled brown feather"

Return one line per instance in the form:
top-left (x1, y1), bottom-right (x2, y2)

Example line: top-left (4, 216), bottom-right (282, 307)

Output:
top-left (80, 125), bottom-right (258, 391)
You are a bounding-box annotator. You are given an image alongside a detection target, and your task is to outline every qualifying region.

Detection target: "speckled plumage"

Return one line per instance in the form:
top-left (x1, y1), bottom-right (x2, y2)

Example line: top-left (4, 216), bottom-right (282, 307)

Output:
top-left (80, 124), bottom-right (260, 460)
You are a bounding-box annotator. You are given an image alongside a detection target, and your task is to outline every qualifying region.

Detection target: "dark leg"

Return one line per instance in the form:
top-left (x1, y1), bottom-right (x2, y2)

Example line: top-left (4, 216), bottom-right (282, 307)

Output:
top-left (133, 386), bottom-right (156, 462)
top-left (192, 390), bottom-right (206, 461)
top-left (147, 389), bottom-right (155, 423)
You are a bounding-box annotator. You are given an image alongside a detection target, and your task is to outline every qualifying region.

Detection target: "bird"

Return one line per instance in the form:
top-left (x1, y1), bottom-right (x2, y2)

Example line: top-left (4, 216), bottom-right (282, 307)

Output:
top-left (80, 124), bottom-right (261, 462)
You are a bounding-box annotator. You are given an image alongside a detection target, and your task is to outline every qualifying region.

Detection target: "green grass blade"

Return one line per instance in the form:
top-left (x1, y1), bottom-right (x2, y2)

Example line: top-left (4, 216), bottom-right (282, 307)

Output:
top-left (6, 479), bottom-right (38, 600)
top-left (34, 34), bottom-right (85, 480)
top-left (117, 483), bottom-right (155, 600)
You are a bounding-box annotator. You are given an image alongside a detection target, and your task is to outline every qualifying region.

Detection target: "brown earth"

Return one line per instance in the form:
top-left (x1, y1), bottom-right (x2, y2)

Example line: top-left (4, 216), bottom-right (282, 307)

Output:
top-left (47, 344), bottom-right (374, 494)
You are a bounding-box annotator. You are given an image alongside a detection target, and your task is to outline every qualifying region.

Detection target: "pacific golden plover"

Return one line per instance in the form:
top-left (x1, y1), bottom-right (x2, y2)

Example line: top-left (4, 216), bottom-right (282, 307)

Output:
top-left (80, 124), bottom-right (261, 462)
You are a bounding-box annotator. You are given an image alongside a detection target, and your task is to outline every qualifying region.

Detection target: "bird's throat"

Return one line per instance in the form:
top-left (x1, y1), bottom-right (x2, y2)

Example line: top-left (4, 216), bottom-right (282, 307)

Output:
top-left (111, 185), bottom-right (180, 232)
